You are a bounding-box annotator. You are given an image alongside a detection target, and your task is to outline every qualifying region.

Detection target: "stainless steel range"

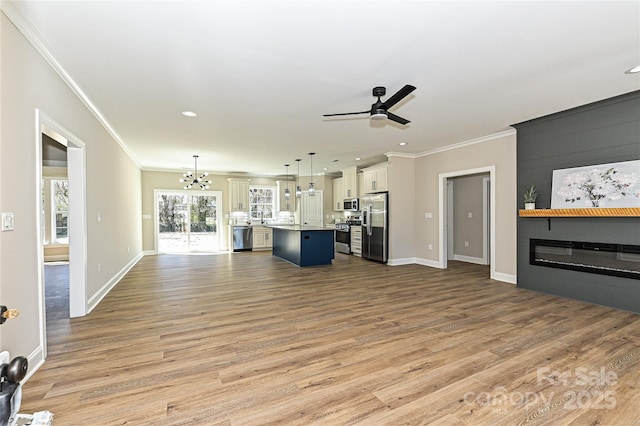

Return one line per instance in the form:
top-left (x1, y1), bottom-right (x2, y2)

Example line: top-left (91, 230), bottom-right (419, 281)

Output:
top-left (335, 223), bottom-right (350, 254)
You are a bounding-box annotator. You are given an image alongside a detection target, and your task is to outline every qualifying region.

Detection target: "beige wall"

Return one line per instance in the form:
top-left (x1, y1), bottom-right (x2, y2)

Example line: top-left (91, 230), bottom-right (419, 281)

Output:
top-left (411, 133), bottom-right (517, 281)
top-left (0, 12), bottom-right (142, 368)
top-left (387, 156), bottom-right (416, 261)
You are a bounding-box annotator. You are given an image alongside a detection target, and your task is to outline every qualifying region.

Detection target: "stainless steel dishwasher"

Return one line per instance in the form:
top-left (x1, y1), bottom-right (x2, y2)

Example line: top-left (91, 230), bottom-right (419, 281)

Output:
top-left (233, 226), bottom-right (253, 251)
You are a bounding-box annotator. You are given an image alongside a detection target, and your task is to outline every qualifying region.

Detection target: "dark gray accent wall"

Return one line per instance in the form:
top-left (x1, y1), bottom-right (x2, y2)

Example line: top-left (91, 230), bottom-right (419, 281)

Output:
top-left (515, 91), bottom-right (640, 313)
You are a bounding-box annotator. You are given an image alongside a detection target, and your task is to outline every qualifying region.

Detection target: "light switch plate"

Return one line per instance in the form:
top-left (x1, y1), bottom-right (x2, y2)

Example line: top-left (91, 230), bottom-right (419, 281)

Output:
top-left (2, 212), bottom-right (15, 231)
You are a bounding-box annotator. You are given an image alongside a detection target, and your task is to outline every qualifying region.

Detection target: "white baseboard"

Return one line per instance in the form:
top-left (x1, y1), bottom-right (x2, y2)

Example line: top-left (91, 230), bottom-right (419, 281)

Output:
top-left (492, 272), bottom-right (517, 284)
top-left (143, 250), bottom-right (156, 256)
top-left (23, 346), bottom-right (45, 383)
top-left (87, 252), bottom-right (143, 313)
top-left (414, 257), bottom-right (443, 268)
top-left (452, 254), bottom-right (486, 265)
top-left (387, 257), bottom-right (416, 266)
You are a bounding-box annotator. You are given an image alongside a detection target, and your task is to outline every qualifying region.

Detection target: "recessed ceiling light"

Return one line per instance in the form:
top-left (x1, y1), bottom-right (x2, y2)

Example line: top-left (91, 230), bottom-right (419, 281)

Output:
top-left (323, 167), bottom-right (328, 171)
top-left (355, 157), bottom-right (361, 161)
top-left (399, 142), bottom-right (407, 146)
top-left (625, 65), bottom-right (640, 74)
top-left (181, 111), bottom-right (198, 117)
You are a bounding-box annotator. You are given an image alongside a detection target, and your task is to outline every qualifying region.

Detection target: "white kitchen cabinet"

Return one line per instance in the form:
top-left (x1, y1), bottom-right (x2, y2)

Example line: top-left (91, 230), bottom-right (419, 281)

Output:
top-left (341, 166), bottom-right (358, 199)
top-left (333, 177), bottom-right (344, 211)
top-left (252, 226), bottom-right (273, 250)
top-left (362, 163), bottom-right (388, 193)
top-left (228, 178), bottom-right (250, 212)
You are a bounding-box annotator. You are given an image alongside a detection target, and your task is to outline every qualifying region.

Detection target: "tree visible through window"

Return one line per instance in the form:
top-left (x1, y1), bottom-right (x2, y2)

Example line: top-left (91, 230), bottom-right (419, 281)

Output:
top-left (249, 186), bottom-right (275, 221)
top-left (52, 180), bottom-right (69, 244)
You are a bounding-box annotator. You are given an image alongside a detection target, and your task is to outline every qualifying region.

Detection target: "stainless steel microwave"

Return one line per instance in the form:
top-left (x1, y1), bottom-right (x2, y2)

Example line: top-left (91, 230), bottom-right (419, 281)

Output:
top-left (343, 198), bottom-right (359, 211)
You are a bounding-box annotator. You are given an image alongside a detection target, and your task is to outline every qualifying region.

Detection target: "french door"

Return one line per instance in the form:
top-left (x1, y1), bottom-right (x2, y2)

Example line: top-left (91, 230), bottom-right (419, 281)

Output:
top-left (156, 191), bottom-right (222, 253)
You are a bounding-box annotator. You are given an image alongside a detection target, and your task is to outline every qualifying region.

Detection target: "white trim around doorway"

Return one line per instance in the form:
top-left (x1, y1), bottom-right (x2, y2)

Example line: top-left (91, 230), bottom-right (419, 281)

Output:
top-left (35, 110), bottom-right (89, 365)
top-left (439, 166), bottom-right (496, 280)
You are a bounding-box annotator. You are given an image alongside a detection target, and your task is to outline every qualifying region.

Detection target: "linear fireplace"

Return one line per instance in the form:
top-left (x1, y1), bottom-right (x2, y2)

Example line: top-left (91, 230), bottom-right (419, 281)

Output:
top-left (530, 239), bottom-right (640, 280)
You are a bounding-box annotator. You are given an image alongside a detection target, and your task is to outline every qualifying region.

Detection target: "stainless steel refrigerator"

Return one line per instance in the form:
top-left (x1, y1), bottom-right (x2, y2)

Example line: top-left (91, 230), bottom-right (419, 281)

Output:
top-left (361, 192), bottom-right (388, 263)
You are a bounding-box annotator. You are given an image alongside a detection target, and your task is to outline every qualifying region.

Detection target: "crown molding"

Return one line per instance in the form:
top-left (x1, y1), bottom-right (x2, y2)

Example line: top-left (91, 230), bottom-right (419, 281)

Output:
top-left (385, 129), bottom-right (516, 160)
top-left (416, 129), bottom-right (516, 157)
top-left (1, 2), bottom-right (141, 168)
top-left (385, 151), bottom-right (417, 159)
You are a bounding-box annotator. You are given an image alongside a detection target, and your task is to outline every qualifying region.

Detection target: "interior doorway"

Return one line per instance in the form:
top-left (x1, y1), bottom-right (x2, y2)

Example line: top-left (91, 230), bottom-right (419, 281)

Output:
top-left (446, 173), bottom-right (490, 265)
top-left (36, 110), bottom-right (88, 358)
top-left (155, 190), bottom-right (223, 253)
top-left (41, 133), bottom-right (70, 343)
top-left (439, 166), bottom-right (496, 280)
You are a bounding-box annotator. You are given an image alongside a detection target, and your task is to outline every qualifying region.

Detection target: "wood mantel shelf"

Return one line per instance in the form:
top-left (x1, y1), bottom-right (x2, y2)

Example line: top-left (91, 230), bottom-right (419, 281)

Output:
top-left (519, 207), bottom-right (640, 217)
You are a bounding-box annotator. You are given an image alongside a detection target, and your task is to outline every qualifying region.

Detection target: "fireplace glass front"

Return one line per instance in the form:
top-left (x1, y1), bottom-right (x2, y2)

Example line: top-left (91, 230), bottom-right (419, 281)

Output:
top-left (530, 239), bottom-right (640, 280)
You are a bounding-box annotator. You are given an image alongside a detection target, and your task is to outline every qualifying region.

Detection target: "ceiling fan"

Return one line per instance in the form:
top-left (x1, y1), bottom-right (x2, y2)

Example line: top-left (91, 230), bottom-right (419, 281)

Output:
top-left (323, 84), bottom-right (416, 125)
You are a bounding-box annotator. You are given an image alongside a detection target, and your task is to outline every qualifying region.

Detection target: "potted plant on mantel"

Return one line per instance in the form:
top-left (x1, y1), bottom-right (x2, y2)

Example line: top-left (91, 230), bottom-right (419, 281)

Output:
top-left (524, 184), bottom-right (537, 210)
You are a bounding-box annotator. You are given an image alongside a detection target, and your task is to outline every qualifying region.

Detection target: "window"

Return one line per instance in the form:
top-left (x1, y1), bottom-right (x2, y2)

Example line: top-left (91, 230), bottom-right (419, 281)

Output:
top-left (249, 186), bottom-right (275, 221)
top-left (52, 180), bottom-right (69, 244)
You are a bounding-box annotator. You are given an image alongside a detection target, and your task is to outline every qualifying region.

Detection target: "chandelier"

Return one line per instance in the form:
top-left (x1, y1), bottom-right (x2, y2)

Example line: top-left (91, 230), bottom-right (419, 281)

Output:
top-left (180, 155), bottom-right (211, 190)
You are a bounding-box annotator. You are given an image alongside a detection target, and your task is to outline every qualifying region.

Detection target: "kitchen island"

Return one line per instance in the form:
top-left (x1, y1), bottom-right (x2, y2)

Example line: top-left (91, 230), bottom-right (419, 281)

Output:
top-left (270, 225), bottom-right (335, 267)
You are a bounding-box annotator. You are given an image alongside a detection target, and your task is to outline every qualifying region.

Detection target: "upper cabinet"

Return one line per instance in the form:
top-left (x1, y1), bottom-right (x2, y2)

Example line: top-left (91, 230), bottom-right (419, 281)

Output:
top-left (342, 166), bottom-right (358, 199)
top-left (333, 177), bottom-right (344, 211)
top-left (228, 178), bottom-right (250, 211)
top-left (362, 163), bottom-right (388, 193)
top-left (276, 180), bottom-right (294, 212)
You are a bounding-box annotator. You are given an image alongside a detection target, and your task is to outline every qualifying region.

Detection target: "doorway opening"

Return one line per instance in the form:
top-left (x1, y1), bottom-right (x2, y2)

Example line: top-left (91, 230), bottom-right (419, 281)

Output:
top-left (439, 166), bottom-right (496, 279)
top-left (41, 133), bottom-right (70, 339)
top-left (155, 190), bottom-right (223, 253)
top-left (36, 110), bottom-right (88, 359)
top-left (446, 173), bottom-right (491, 265)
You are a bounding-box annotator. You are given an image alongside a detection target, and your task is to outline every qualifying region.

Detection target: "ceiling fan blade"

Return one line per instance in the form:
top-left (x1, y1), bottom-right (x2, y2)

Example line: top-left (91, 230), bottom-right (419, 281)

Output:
top-left (380, 84), bottom-right (416, 110)
top-left (322, 110), bottom-right (371, 117)
top-left (386, 112), bottom-right (410, 125)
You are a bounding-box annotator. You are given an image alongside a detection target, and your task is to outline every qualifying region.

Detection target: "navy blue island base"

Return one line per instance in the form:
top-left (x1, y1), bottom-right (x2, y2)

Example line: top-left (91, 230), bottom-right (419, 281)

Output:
top-left (270, 225), bottom-right (335, 267)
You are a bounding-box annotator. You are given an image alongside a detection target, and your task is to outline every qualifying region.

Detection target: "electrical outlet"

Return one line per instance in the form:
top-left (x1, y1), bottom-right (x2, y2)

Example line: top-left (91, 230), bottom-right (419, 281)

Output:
top-left (468, 212), bottom-right (473, 219)
top-left (98, 264), bottom-right (101, 273)
top-left (428, 244), bottom-right (433, 250)
top-left (464, 241), bottom-right (469, 247)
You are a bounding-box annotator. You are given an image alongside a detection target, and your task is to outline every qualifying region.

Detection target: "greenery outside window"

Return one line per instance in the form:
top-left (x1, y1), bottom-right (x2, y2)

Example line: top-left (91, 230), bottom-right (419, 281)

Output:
top-left (249, 186), bottom-right (275, 221)
top-left (52, 179), bottom-right (69, 244)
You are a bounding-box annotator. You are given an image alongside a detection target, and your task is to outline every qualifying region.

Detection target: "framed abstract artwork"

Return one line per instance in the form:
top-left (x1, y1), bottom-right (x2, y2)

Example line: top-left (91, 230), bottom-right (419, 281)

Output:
top-left (551, 160), bottom-right (640, 209)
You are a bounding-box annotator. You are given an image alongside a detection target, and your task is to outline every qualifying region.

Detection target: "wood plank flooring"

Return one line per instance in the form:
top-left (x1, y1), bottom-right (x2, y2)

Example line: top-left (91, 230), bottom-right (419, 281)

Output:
top-left (23, 252), bottom-right (640, 425)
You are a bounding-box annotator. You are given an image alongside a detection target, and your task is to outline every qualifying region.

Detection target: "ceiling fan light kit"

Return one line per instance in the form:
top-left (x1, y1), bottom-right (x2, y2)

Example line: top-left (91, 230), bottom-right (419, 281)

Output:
top-left (323, 84), bottom-right (416, 125)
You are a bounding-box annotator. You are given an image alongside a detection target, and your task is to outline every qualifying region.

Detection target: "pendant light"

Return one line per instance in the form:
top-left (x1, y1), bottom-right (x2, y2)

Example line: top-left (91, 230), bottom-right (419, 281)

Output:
top-left (295, 159), bottom-right (302, 198)
top-left (284, 164), bottom-right (291, 198)
top-left (308, 152), bottom-right (316, 196)
top-left (179, 155), bottom-right (211, 190)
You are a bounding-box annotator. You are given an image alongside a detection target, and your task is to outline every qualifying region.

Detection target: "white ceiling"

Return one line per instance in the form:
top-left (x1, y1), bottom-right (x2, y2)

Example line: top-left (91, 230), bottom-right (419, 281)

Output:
top-left (5, 0), bottom-right (640, 177)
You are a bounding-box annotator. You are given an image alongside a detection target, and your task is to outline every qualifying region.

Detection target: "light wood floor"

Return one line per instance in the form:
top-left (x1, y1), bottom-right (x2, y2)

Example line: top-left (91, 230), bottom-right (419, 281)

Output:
top-left (23, 252), bottom-right (640, 425)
